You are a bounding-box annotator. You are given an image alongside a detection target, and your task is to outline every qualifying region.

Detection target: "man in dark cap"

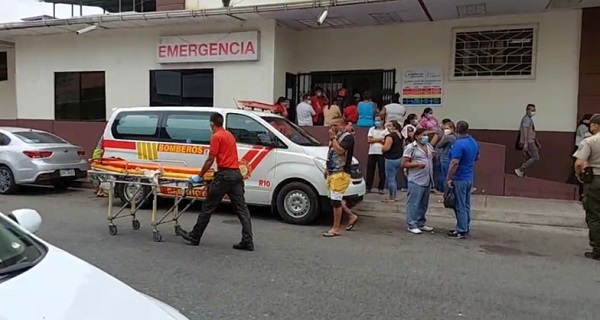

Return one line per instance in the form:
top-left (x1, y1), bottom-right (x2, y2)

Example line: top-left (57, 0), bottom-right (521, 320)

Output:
top-left (573, 114), bottom-right (600, 261)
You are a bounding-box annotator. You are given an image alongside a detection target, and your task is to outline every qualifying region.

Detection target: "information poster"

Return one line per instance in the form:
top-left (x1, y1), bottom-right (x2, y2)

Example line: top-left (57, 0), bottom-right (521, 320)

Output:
top-left (401, 68), bottom-right (443, 107)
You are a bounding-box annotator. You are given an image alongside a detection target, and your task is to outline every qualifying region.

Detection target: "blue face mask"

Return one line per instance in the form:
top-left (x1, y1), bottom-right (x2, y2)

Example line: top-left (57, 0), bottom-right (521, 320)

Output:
top-left (420, 136), bottom-right (429, 144)
top-left (374, 121), bottom-right (382, 127)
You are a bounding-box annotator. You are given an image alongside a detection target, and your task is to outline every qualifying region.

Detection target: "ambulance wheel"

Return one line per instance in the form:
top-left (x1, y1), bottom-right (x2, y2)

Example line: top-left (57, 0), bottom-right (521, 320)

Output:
top-left (276, 182), bottom-right (319, 225)
top-left (116, 182), bottom-right (152, 209)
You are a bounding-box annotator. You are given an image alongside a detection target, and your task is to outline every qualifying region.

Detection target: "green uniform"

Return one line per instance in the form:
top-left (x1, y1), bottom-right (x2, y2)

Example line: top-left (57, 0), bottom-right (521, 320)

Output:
top-left (573, 133), bottom-right (600, 254)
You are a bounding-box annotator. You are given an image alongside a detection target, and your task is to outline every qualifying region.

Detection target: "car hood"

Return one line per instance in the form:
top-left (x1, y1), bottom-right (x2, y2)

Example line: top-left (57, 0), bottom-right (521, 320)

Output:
top-left (302, 146), bottom-right (359, 164)
top-left (0, 246), bottom-right (179, 320)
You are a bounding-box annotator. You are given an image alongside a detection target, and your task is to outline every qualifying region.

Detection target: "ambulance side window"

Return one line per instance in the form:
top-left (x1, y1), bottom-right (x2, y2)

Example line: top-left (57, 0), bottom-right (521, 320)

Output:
top-left (163, 112), bottom-right (214, 144)
top-left (112, 112), bottom-right (161, 141)
top-left (226, 114), bottom-right (281, 147)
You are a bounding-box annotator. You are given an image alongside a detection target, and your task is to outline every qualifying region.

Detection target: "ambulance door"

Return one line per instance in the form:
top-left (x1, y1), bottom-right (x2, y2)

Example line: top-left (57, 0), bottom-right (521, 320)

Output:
top-left (225, 113), bottom-right (277, 205)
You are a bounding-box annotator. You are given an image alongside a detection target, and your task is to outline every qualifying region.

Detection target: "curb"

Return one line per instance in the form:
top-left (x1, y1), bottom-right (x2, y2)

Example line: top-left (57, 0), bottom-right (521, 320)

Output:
top-left (354, 200), bottom-right (587, 229)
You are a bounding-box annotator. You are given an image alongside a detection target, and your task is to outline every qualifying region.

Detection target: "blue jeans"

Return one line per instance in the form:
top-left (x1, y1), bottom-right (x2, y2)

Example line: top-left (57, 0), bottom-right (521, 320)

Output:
top-left (406, 181), bottom-right (430, 229)
top-left (452, 180), bottom-right (473, 234)
top-left (384, 158), bottom-right (402, 198)
top-left (440, 160), bottom-right (450, 193)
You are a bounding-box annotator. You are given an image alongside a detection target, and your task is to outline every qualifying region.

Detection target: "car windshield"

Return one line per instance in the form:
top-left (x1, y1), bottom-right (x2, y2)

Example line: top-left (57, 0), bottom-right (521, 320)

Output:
top-left (0, 215), bottom-right (45, 282)
top-left (260, 116), bottom-right (322, 147)
top-left (13, 131), bottom-right (67, 144)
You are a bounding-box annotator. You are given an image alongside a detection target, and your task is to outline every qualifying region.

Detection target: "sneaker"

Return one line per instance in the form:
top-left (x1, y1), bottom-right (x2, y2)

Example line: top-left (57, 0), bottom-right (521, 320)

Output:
top-left (446, 230), bottom-right (468, 239)
top-left (378, 189), bottom-right (385, 195)
top-left (407, 227), bottom-right (422, 234)
top-left (400, 188), bottom-right (408, 192)
top-left (584, 251), bottom-right (600, 261)
top-left (419, 226), bottom-right (434, 232)
top-left (514, 168), bottom-right (524, 177)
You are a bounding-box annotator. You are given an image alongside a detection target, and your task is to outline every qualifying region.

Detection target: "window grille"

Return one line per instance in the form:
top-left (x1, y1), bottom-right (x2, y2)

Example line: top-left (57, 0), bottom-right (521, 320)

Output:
top-left (452, 26), bottom-right (536, 79)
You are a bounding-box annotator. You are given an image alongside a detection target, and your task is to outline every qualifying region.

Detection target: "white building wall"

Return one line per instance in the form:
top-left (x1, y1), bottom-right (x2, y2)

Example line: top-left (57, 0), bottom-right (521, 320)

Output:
top-left (293, 10), bottom-right (581, 132)
top-left (0, 48), bottom-right (16, 119)
top-left (14, 19), bottom-right (277, 120)
top-left (272, 24), bottom-right (297, 99)
top-left (186, 0), bottom-right (304, 9)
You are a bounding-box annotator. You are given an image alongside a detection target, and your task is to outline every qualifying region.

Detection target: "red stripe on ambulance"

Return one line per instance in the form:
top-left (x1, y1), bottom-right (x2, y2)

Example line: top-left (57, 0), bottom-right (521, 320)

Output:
top-left (249, 148), bottom-right (271, 169)
top-left (103, 140), bottom-right (136, 150)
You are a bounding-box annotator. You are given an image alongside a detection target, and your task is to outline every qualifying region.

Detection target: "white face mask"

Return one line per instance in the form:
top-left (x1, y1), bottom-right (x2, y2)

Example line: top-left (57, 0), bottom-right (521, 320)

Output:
top-left (530, 111), bottom-right (536, 117)
top-left (444, 129), bottom-right (451, 135)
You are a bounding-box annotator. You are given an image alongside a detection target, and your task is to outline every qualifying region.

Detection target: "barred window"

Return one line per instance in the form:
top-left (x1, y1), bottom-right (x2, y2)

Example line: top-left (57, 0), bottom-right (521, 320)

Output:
top-left (452, 26), bottom-right (536, 79)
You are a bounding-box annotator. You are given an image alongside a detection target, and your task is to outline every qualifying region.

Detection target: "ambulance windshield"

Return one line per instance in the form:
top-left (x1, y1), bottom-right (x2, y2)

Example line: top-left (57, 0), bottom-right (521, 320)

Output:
top-left (261, 116), bottom-right (322, 147)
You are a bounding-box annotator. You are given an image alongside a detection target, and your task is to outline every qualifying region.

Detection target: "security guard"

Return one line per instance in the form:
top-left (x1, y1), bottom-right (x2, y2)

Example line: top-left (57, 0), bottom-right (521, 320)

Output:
top-left (573, 114), bottom-right (600, 261)
top-left (179, 113), bottom-right (254, 251)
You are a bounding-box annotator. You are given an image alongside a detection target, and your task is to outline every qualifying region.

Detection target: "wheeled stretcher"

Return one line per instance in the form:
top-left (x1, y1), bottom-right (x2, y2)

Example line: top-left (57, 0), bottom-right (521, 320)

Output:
top-left (88, 158), bottom-right (214, 242)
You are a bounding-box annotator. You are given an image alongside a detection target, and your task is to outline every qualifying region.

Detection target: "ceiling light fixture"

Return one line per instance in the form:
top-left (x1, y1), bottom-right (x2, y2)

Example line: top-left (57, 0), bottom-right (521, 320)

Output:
top-left (456, 4), bottom-right (487, 17)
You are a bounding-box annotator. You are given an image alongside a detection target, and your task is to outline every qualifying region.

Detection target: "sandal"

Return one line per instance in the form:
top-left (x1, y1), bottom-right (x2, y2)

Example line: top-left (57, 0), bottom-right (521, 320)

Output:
top-left (322, 231), bottom-right (340, 237)
top-left (346, 217), bottom-right (358, 231)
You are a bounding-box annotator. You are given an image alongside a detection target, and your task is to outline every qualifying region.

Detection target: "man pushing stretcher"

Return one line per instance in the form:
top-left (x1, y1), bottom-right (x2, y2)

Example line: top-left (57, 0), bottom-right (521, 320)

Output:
top-left (178, 113), bottom-right (255, 251)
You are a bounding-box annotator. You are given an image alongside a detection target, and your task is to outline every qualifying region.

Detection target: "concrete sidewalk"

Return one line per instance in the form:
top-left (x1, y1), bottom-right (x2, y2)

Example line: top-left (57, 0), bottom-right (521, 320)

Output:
top-left (354, 192), bottom-right (587, 229)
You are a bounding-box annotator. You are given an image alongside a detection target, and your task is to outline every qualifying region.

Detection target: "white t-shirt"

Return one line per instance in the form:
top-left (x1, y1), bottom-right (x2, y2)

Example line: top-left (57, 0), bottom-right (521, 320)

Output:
top-left (383, 103), bottom-right (406, 123)
top-left (296, 101), bottom-right (315, 126)
top-left (367, 127), bottom-right (389, 155)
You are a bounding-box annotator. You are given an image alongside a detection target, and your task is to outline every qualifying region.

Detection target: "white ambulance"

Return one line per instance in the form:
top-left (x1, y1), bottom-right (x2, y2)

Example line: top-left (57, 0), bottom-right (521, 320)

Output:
top-left (98, 106), bottom-right (366, 225)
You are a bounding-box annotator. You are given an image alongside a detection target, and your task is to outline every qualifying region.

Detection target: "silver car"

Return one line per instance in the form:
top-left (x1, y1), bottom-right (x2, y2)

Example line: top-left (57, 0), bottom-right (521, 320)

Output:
top-left (0, 127), bottom-right (89, 194)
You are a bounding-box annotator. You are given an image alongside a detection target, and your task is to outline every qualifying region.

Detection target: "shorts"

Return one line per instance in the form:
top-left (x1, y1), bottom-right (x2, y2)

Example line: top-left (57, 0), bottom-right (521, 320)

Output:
top-left (326, 172), bottom-right (351, 201)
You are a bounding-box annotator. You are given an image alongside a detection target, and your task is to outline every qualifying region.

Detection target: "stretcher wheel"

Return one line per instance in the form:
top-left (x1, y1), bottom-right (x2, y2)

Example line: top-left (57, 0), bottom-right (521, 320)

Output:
top-left (108, 225), bottom-right (118, 236)
top-left (152, 231), bottom-right (163, 242)
top-left (132, 220), bottom-right (141, 230)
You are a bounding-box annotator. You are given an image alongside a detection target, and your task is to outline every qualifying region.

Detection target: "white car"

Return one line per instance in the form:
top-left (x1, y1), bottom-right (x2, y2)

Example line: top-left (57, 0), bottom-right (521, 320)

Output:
top-left (0, 209), bottom-right (189, 320)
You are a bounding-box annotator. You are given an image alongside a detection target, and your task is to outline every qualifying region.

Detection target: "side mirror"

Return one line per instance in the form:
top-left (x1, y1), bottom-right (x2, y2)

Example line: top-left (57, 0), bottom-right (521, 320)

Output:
top-left (9, 209), bottom-right (42, 234)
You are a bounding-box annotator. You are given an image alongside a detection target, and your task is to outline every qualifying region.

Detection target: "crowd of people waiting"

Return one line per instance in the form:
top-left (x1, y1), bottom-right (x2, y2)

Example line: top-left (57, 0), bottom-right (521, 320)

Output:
top-left (271, 86), bottom-right (479, 239)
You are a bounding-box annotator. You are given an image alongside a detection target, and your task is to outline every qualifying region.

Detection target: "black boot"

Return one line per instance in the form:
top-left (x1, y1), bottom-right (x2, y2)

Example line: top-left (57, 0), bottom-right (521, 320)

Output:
top-left (584, 251), bottom-right (600, 261)
top-left (179, 230), bottom-right (200, 246)
top-left (233, 242), bottom-right (254, 251)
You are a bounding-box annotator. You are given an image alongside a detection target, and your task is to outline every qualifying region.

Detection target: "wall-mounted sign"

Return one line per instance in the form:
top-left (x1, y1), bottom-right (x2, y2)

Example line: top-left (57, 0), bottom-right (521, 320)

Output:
top-left (157, 31), bottom-right (260, 64)
top-left (401, 68), bottom-right (443, 107)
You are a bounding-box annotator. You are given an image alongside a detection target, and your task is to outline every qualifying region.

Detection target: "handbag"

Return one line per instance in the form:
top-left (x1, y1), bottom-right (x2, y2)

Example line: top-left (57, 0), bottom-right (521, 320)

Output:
top-left (443, 186), bottom-right (456, 209)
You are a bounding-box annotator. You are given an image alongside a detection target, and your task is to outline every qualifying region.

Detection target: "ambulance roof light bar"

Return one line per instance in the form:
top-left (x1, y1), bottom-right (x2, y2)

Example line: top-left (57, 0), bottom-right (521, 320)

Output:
top-left (233, 99), bottom-right (276, 113)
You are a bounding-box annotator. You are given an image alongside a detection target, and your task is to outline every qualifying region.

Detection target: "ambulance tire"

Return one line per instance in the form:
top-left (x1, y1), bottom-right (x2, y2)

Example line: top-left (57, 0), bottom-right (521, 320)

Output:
top-left (276, 182), bottom-right (320, 225)
top-left (115, 182), bottom-right (152, 209)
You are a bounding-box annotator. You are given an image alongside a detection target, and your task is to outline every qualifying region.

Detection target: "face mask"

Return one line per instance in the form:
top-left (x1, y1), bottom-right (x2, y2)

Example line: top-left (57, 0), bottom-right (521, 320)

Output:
top-left (374, 121), bottom-right (382, 127)
top-left (444, 129), bottom-right (452, 135)
top-left (316, 92), bottom-right (322, 96)
top-left (583, 120), bottom-right (590, 125)
top-left (306, 100), bottom-right (312, 105)
top-left (420, 136), bottom-right (429, 144)
top-left (411, 119), bottom-right (418, 126)
top-left (426, 114), bottom-right (433, 119)
top-left (529, 111), bottom-right (536, 117)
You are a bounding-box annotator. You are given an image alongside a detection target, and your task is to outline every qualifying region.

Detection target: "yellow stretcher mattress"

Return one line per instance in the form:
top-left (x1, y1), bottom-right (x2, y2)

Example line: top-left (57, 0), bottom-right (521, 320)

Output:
top-left (90, 158), bottom-right (214, 180)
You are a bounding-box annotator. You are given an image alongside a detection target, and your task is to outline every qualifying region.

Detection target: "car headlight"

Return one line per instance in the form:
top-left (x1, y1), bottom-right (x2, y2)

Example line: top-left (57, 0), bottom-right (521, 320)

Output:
top-left (141, 293), bottom-right (190, 320)
top-left (313, 157), bottom-right (327, 173)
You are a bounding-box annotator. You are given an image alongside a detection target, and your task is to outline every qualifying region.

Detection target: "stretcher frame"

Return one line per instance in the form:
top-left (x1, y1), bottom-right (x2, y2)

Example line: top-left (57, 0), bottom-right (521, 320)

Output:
top-left (88, 160), bottom-right (208, 242)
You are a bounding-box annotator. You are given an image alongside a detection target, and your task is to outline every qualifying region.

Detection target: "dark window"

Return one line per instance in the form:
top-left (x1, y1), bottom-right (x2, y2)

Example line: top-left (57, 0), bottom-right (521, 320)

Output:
top-left (0, 133), bottom-right (10, 146)
top-left (163, 112), bottom-right (215, 144)
top-left (226, 113), bottom-right (278, 146)
top-left (54, 71), bottom-right (106, 121)
top-left (0, 52), bottom-right (7, 82)
top-left (150, 69), bottom-right (214, 107)
top-left (13, 131), bottom-right (66, 144)
top-left (111, 112), bottom-right (161, 141)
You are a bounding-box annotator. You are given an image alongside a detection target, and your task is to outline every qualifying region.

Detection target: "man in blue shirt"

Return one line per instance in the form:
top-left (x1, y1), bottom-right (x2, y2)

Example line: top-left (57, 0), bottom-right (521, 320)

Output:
top-left (445, 121), bottom-right (480, 239)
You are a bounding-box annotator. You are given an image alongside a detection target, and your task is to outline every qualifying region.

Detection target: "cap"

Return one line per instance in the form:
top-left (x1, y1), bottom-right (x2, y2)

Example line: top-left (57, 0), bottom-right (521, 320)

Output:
top-left (353, 93), bottom-right (360, 99)
top-left (591, 114), bottom-right (600, 124)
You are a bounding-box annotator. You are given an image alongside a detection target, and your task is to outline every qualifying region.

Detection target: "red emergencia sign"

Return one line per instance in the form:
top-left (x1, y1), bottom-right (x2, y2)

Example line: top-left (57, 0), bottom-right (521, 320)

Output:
top-left (157, 31), bottom-right (260, 63)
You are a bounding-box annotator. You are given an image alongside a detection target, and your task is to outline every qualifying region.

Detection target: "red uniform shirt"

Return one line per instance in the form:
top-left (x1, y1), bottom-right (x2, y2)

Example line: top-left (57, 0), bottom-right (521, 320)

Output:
top-left (310, 96), bottom-right (326, 123)
top-left (344, 105), bottom-right (358, 124)
top-left (209, 127), bottom-right (239, 169)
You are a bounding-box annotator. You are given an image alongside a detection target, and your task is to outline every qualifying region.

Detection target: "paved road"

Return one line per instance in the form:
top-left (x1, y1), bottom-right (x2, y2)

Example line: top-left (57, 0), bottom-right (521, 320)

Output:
top-left (2, 186), bottom-right (599, 320)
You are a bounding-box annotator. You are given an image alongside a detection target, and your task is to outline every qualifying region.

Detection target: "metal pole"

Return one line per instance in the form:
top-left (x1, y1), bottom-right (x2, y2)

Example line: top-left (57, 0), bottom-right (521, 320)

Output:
top-left (52, 3), bottom-right (56, 18)
top-left (119, 0), bottom-right (122, 12)
top-left (80, 2), bottom-right (83, 16)
top-left (71, 4), bottom-right (74, 17)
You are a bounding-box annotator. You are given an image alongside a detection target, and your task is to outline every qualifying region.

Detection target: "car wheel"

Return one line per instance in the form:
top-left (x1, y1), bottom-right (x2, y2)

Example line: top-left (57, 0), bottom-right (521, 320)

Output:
top-left (0, 166), bottom-right (18, 195)
top-left (276, 182), bottom-right (320, 225)
top-left (115, 182), bottom-right (152, 209)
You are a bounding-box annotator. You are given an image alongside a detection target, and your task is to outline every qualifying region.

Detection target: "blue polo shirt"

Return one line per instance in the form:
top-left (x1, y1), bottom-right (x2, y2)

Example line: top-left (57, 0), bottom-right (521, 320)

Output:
top-left (449, 135), bottom-right (479, 181)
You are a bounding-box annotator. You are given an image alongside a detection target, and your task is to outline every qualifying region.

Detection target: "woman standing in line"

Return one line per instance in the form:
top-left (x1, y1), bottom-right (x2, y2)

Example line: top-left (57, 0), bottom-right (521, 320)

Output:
top-left (572, 113), bottom-right (593, 200)
top-left (402, 128), bottom-right (435, 234)
top-left (323, 97), bottom-right (342, 126)
top-left (356, 91), bottom-right (378, 128)
top-left (382, 120), bottom-right (404, 203)
top-left (436, 121), bottom-right (457, 193)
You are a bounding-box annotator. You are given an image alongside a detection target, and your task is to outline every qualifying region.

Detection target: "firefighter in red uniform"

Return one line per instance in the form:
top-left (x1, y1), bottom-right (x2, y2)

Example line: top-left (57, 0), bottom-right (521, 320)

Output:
top-left (179, 113), bottom-right (254, 251)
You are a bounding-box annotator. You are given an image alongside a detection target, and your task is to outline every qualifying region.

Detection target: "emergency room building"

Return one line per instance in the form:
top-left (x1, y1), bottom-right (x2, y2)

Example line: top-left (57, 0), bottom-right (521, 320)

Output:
top-left (0, 0), bottom-right (599, 200)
